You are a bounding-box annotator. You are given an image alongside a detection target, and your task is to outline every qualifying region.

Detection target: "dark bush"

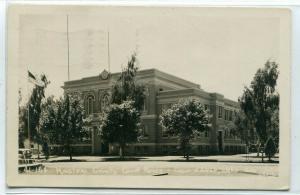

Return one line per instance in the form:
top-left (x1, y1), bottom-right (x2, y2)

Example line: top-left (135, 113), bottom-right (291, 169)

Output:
top-left (264, 137), bottom-right (277, 161)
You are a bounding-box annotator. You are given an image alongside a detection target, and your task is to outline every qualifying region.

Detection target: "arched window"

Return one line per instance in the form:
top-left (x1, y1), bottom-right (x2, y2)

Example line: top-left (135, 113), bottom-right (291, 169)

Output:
top-left (100, 93), bottom-right (110, 112)
top-left (86, 95), bottom-right (94, 115)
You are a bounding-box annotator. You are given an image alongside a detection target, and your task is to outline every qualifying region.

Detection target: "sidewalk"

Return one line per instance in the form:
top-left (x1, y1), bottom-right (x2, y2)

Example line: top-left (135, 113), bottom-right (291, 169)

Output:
top-left (46, 153), bottom-right (279, 163)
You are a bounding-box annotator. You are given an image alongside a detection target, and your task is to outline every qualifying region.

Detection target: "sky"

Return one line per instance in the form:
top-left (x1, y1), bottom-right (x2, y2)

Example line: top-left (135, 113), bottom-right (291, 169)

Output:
top-left (18, 7), bottom-right (280, 103)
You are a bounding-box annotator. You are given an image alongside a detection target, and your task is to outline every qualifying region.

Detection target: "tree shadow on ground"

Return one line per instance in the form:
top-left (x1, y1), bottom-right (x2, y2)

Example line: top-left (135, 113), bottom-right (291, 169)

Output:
top-left (168, 159), bottom-right (218, 162)
top-left (50, 159), bottom-right (87, 163)
top-left (241, 155), bottom-right (279, 159)
top-left (167, 159), bottom-right (279, 163)
top-left (101, 157), bottom-right (147, 161)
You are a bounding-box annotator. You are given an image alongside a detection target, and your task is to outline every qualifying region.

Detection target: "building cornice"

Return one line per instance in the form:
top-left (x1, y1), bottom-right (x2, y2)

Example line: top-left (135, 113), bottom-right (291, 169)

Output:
top-left (63, 68), bottom-right (200, 90)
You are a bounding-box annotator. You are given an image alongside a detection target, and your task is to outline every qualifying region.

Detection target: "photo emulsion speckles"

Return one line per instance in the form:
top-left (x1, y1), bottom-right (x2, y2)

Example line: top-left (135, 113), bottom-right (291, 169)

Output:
top-left (6, 6), bottom-right (291, 189)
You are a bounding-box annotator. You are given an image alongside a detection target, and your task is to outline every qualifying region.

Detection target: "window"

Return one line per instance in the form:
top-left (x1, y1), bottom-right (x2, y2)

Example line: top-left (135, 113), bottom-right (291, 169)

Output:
top-left (225, 110), bottom-right (228, 120)
top-left (141, 125), bottom-right (149, 137)
top-left (225, 129), bottom-right (229, 138)
top-left (143, 146), bottom-right (148, 154)
top-left (218, 106), bottom-right (223, 118)
top-left (162, 126), bottom-right (168, 137)
top-left (143, 97), bottom-right (147, 111)
top-left (229, 111), bottom-right (233, 121)
top-left (205, 131), bottom-right (209, 137)
top-left (100, 93), bottom-right (109, 112)
top-left (234, 110), bottom-right (237, 116)
top-left (205, 145), bottom-right (210, 153)
top-left (198, 145), bottom-right (203, 153)
top-left (204, 104), bottom-right (208, 110)
top-left (135, 146), bottom-right (141, 154)
top-left (87, 95), bottom-right (94, 115)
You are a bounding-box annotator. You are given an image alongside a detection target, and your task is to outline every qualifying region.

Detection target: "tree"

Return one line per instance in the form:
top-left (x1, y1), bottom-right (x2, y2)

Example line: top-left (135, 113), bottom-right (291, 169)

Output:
top-left (101, 53), bottom-right (145, 157)
top-left (101, 101), bottom-right (140, 158)
top-left (18, 89), bottom-right (26, 148)
top-left (39, 96), bottom-right (58, 143)
top-left (111, 53), bottom-right (145, 111)
top-left (59, 95), bottom-right (87, 161)
top-left (264, 137), bottom-right (277, 161)
top-left (238, 61), bottom-right (279, 160)
top-left (19, 74), bottom-right (50, 148)
top-left (40, 94), bottom-right (87, 161)
top-left (160, 98), bottom-right (210, 161)
top-left (39, 96), bottom-right (58, 159)
top-left (269, 108), bottom-right (279, 147)
top-left (234, 111), bottom-right (256, 145)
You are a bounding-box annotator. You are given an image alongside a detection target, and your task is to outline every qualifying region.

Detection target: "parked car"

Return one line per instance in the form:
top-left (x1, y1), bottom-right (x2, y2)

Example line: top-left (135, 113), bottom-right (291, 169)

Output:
top-left (248, 144), bottom-right (257, 153)
top-left (18, 148), bottom-right (32, 159)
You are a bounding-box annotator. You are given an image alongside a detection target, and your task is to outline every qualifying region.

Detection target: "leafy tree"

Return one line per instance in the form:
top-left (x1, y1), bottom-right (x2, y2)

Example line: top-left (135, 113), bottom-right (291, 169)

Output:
top-left (269, 108), bottom-right (279, 147)
top-left (160, 98), bottom-right (210, 161)
top-left (39, 96), bottom-right (58, 143)
top-left (264, 137), bottom-right (277, 161)
top-left (19, 89), bottom-right (26, 148)
top-left (40, 95), bottom-right (87, 161)
top-left (58, 95), bottom-right (87, 161)
top-left (111, 53), bottom-right (145, 111)
top-left (234, 111), bottom-right (256, 145)
top-left (101, 101), bottom-right (140, 158)
top-left (101, 53), bottom-right (145, 157)
top-left (19, 74), bottom-right (50, 148)
top-left (238, 61), bottom-right (279, 160)
top-left (39, 96), bottom-right (59, 159)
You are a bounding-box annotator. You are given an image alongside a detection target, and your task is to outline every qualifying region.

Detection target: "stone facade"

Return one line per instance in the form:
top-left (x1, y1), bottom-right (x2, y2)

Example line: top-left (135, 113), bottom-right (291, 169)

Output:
top-left (62, 69), bottom-right (246, 156)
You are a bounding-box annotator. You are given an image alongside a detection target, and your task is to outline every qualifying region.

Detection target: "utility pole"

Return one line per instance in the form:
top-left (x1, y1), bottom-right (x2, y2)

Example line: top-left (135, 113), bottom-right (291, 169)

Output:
top-left (67, 15), bottom-right (70, 81)
top-left (107, 30), bottom-right (110, 73)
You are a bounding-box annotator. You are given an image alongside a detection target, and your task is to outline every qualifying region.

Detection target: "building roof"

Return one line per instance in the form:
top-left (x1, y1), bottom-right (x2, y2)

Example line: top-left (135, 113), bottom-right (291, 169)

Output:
top-left (63, 68), bottom-right (200, 90)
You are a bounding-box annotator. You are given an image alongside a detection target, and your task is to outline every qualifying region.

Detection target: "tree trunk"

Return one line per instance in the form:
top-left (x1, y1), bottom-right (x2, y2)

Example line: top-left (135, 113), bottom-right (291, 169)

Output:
top-left (119, 145), bottom-right (125, 159)
top-left (186, 152), bottom-right (190, 161)
top-left (37, 144), bottom-right (40, 159)
top-left (261, 151), bottom-right (264, 163)
top-left (69, 146), bottom-right (73, 161)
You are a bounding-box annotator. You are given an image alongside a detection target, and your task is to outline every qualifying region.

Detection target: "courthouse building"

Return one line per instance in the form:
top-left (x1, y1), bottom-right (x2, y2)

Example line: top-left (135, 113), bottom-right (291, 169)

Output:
top-left (62, 69), bottom-right (246, 155)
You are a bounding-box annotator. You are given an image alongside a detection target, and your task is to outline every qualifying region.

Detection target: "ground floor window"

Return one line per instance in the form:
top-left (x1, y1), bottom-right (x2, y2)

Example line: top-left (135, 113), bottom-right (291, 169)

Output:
top-left (134, 146), bottom-right (149, 154)
top-left (197, 145), bottom-right (210, 154)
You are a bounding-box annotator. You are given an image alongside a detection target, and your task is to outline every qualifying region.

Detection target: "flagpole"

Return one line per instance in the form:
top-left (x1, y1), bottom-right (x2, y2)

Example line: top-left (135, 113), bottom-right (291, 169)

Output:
top-left (107, 30), bottom-right (110, 73)
top-left (67, 15), bottom-right (70, 81)
top-left (27, 69), bottom-right (31, 150)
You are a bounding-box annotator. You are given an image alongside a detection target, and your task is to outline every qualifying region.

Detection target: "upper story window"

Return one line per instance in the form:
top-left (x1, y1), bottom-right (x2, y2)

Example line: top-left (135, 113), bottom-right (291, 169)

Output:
top-left (100, 93), bottom-right (110, 112)
top-left (142, 87), bottom-right (149, 112)
top-left (204, 104), bottom-right (210, 112)
top-left (229, 111), bottom-right (233, 121)
top-left (87, 95), bottom-right (95, 115)
top-left (143, 97), bottom-right (147, 112)
top-left (204, 104), bottom-right (208, 110)
top-left (218, 106), bottom-right (223, 118)
top-left (225, 110), bottom-right (229, 120)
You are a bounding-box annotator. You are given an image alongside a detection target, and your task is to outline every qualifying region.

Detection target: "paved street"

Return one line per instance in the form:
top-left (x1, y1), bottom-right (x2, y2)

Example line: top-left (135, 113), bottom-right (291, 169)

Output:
top-left (24, 153), bottom-right (279, 177)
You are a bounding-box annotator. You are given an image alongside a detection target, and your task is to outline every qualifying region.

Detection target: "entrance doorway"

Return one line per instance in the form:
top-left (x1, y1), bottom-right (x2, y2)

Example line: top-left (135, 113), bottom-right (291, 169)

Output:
top-left (101, 142), bottom-right (109, 154)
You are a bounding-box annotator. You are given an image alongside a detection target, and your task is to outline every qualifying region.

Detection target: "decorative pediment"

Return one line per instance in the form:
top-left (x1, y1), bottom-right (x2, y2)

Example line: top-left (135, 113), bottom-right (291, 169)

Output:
top-left (99, 69), bottom-right (110, 80)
